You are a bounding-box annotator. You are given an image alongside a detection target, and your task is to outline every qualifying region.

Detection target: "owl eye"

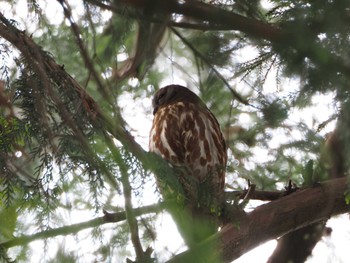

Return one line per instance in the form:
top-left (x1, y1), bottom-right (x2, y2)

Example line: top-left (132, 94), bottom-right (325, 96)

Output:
top-left (156, 91), bottom-right (166, 104)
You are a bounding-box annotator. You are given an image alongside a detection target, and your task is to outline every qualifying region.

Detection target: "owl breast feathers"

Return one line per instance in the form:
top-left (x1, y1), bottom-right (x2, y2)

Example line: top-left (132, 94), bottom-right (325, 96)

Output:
top-left (149, 85), bottom-right (227, 211)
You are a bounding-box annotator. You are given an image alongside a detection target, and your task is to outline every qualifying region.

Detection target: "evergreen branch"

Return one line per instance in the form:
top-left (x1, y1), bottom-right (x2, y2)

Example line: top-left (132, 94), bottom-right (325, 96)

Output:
top-left (85, 0), bottom-right (282, 42)
top-left (0, 203), bottom-right (162, 249)
top-left (0, 13), bottom-right (121, 189)
top-left (121, 170), bottom-right (147, 262)
top-left (0, 11), bottom-right (180, 192)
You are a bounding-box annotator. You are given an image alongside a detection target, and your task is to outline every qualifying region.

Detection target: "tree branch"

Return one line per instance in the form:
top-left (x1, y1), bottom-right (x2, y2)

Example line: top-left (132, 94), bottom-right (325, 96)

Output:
top-left (267, 221), bottom-right (326, 263)
top-left (0, 203), bottom-right (162, 249)
top-left (88, 0), bottom-right (350, 80)
top-left (0, 186), bottom-right (284, 251)
top-left (225, 184), bottom-right (298, 201)
top-left (167, 177), bottom-right (350, 263)
top-left (95, 0), bottom-right (282, 42)
top-left (105, 134), bottom-right (150, 262)
top-left (0, 12), bottom-right (145, 170)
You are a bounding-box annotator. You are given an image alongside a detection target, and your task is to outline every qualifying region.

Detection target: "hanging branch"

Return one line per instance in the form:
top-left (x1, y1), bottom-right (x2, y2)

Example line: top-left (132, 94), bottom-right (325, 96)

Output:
top-left (171, 27), bottom-right (249, 105)
top-left (58, 0), bottom-right (111, 101)
top-left (104, 134), bottom-right (153, 262)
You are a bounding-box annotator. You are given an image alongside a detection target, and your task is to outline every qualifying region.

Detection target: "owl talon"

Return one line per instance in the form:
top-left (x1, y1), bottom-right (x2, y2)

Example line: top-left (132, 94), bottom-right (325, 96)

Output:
top-left (221, 202), bottom-right (246, 226)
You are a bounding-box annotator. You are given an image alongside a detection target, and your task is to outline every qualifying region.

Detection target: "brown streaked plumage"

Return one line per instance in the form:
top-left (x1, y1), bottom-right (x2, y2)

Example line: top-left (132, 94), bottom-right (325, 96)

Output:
top-left (149, 84), bottom-right (227, 244)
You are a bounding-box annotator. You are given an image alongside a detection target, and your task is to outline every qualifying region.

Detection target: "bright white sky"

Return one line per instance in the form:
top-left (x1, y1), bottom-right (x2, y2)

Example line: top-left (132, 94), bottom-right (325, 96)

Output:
top-left (2, 1), bottom-right (350, 262)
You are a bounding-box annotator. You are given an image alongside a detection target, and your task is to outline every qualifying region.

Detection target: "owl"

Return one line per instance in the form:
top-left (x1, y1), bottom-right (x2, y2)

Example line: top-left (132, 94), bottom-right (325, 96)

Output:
top-left (149, 85), bottom-right (227, 245)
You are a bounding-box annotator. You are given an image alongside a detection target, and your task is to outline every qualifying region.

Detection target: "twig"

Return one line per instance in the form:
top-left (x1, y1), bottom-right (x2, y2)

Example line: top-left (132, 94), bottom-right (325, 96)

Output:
top-left (226, 189), bottom-right (292, 201)
top-left (240, 183), bottom-right (256, 207)
top-left (171, 27), bottom-right (249, 105)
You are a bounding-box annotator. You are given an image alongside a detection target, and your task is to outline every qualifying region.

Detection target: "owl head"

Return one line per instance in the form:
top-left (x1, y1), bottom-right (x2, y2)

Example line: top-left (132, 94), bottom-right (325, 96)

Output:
top-left (152, 85), bottom-right (202, 115)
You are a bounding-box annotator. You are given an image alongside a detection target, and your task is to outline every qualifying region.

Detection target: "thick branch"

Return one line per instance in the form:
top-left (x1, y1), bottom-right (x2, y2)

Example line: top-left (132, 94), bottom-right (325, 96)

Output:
top-left (267, 222), bottom-right (326, 263)
top-left (95, 0), bottom-right (282, 42)
top-left (91, 0), bottom-right (350, 79)
top-left (168, 177), bottom-right (350, 263)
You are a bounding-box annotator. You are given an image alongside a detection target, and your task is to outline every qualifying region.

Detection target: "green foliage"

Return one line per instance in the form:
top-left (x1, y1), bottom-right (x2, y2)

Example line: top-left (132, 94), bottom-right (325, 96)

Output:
top-left (189, 31), bottom-right (234, 67)
top-left (261, 98), bottom-right (288, 128)
top-left (47, 245), bottom-right (77, 263)
top-left (301, 159), bottom-right (314, 186)
top-left (0, 206), bottom-right (17, 241)
top-left (345, 191), bottom-right (350, 206)
top-left (0, 246), bottom-right (15, 263)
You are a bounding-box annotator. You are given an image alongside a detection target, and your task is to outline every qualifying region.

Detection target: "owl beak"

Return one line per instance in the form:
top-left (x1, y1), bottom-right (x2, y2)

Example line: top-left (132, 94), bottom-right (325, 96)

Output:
top-left (153, 106), bottom-right (159, 115)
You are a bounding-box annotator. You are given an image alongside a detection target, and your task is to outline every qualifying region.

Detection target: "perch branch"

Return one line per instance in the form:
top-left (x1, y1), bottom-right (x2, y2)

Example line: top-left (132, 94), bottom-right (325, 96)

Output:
top-left (168, 177), bottom-right (350, 263)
